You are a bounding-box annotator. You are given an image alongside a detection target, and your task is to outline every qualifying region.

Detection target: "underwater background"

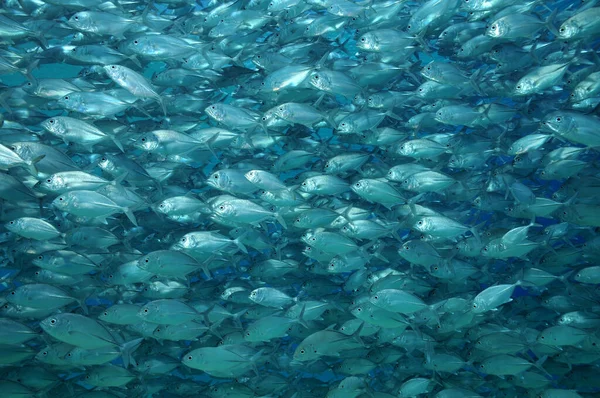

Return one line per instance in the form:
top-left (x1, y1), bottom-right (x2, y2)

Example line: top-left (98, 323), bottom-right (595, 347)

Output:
top-left (1, 0), bottom-right (600, 397)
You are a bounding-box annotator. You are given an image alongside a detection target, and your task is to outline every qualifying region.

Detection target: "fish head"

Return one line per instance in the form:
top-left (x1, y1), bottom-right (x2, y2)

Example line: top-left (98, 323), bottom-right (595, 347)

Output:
top-left (340, 222), bottom-right (358, 237)
top-left (251, 54), bottom-right (267, 69)
top-left (434, 107), bottom-right (452, 124)
top-left (52, 192), bottom-right (73, 211)
top-left (413, 217), bottom-right (431, 233)
top-left (298, 177), bottom-right (317, 193)
top-left (367, 93), bottom-right (385, 110)
top-left (540, 113), bottom-right (567, 134)
top-left (327, 257), bottom-right (345, 273)
top-left (64, 347), bottom-right (83, 363)
top-left (308, 71), bottom-right (331, 92)
top-left (214, 202), bottom-right (235, 218)
top-left (40, 117), bottom-right (66, 135)
top-left (40, 314), bottom-right (65, 333)
top-left (4, 218), bottom-right (24, 235)
top-left (558, 21), bottom-right (579, 40)
top-left (447, 154), bottom-right (462, 169)
top-left (154, 199), bottom-right (174, 215)
top-left (96, 155), bottom-right (116, 174)
top-left (293, 342), bottom-right (317, 361)
top-left (39, 174), bottom-right (65, 194)
top-left (336, 118), bottom-right (355, 134)
top-left (134, 133), bottom-right (159, 152)
top-left (420, 61), bottom-right (439, 80)
top-left (67, 12), bottom-right (94, 31)
top-left (274, 103), bottom-right (293, 120)
top-left (486, 18), bottom-right (508, 38)
top-left (205, 104), bottom-right (226, 122)
top-left (480, 239), bottom-right (503, 258)
top-left (172, 234), bottom-right (193, 250)
top-left (138, 302), bottom-right (157, 320)
top-left (323, 160), bottom-right (338, 174)
top-left (21, 80), bottom-right (38, 95)
top-left (181, 350), bottom-right (200, 367)
top-left (396, 141), bottom-right (414, 157)
top-left (351, 179), bottom-right (369, 195)
top-left (103, 65), bottom-right (126, 81)
top-left (357, 32), bottom-right (377, 51)
top-left (353, 93), bottom-right (366, 107)
top-left (248, 288), bottom-right (262, 303)
top-left (206, 170), bottom-right (228, 189)
top-left (300, 231), bottom-right (316, 246)
top-left (514, 77), bottom-right (534, 96)
top-left (56, 93), bottom-right (82, 112)
top-left (137, 253), bottom-right (153, 270)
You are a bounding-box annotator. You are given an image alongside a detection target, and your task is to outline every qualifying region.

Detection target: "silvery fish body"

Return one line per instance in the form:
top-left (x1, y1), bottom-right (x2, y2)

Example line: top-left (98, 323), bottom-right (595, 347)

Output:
top-left (1, 0), bottom-right (599, 396)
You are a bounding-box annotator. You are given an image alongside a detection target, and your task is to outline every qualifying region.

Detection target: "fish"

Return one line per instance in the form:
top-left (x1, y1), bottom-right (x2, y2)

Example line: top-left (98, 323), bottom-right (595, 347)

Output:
top-left (0, 0), bottom-right (598, 396)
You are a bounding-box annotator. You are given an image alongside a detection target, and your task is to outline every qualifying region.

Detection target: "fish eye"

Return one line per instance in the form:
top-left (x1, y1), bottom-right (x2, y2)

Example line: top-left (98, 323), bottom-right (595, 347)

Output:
top-left (59, 197), bottom-right (63, 201)
top-left (74, 16), bottom-right (79, 20)
top-left (27, 82), bottom-right (32, 86)
top-left (134, 40), bottom-right (138, 44)
top-left (357, 307), bottom-right (362, 312)
top-left (219, 206), bottom-right (224, 210)
top-left (64, 96), bottom-right (69, 100)
top-left (556, 117), bottom-right (561, 122)
top-left (418, 221), bottom-right (423, 225)
top-left (143, 308), bottom-right (148, 312)
top-left (491, 25), bottom-right (496, 30)
top-left (111, 65), bottom-right (115, 69)
top-left (407, 25), bottom-right (411, 29)
top-left (10, 291), bottom-right (14, 294)
top-left (9, 221), bottom-right (13, 225)
top-left (300, 349), bottom-right (305, 354)
top-left (145, 259), bottom-right (149, 263)
top-left (314, 75), bottom-right (319, 80)
top-left (49, 119), bottom-right (54, 124)
top-left (159, 204), bottom-right (164, 208)
top-left (360, 37), bottom-right (365, 42)
top-left (517, 85), bottom-right (521, 89)
top-left (560, 27), bottom-right (564, 32)
top-left (214, 174), bottom-right (218, 178)
top-left (181, 237), bottom-right (186, 242)
top-left (50, 319), bottom-right (56, 324)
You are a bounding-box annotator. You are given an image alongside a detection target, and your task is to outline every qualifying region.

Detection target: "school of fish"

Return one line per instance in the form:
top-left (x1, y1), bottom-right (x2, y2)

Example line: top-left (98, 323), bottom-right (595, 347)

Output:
top-left (1, 0), bottom-right (600, 396)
